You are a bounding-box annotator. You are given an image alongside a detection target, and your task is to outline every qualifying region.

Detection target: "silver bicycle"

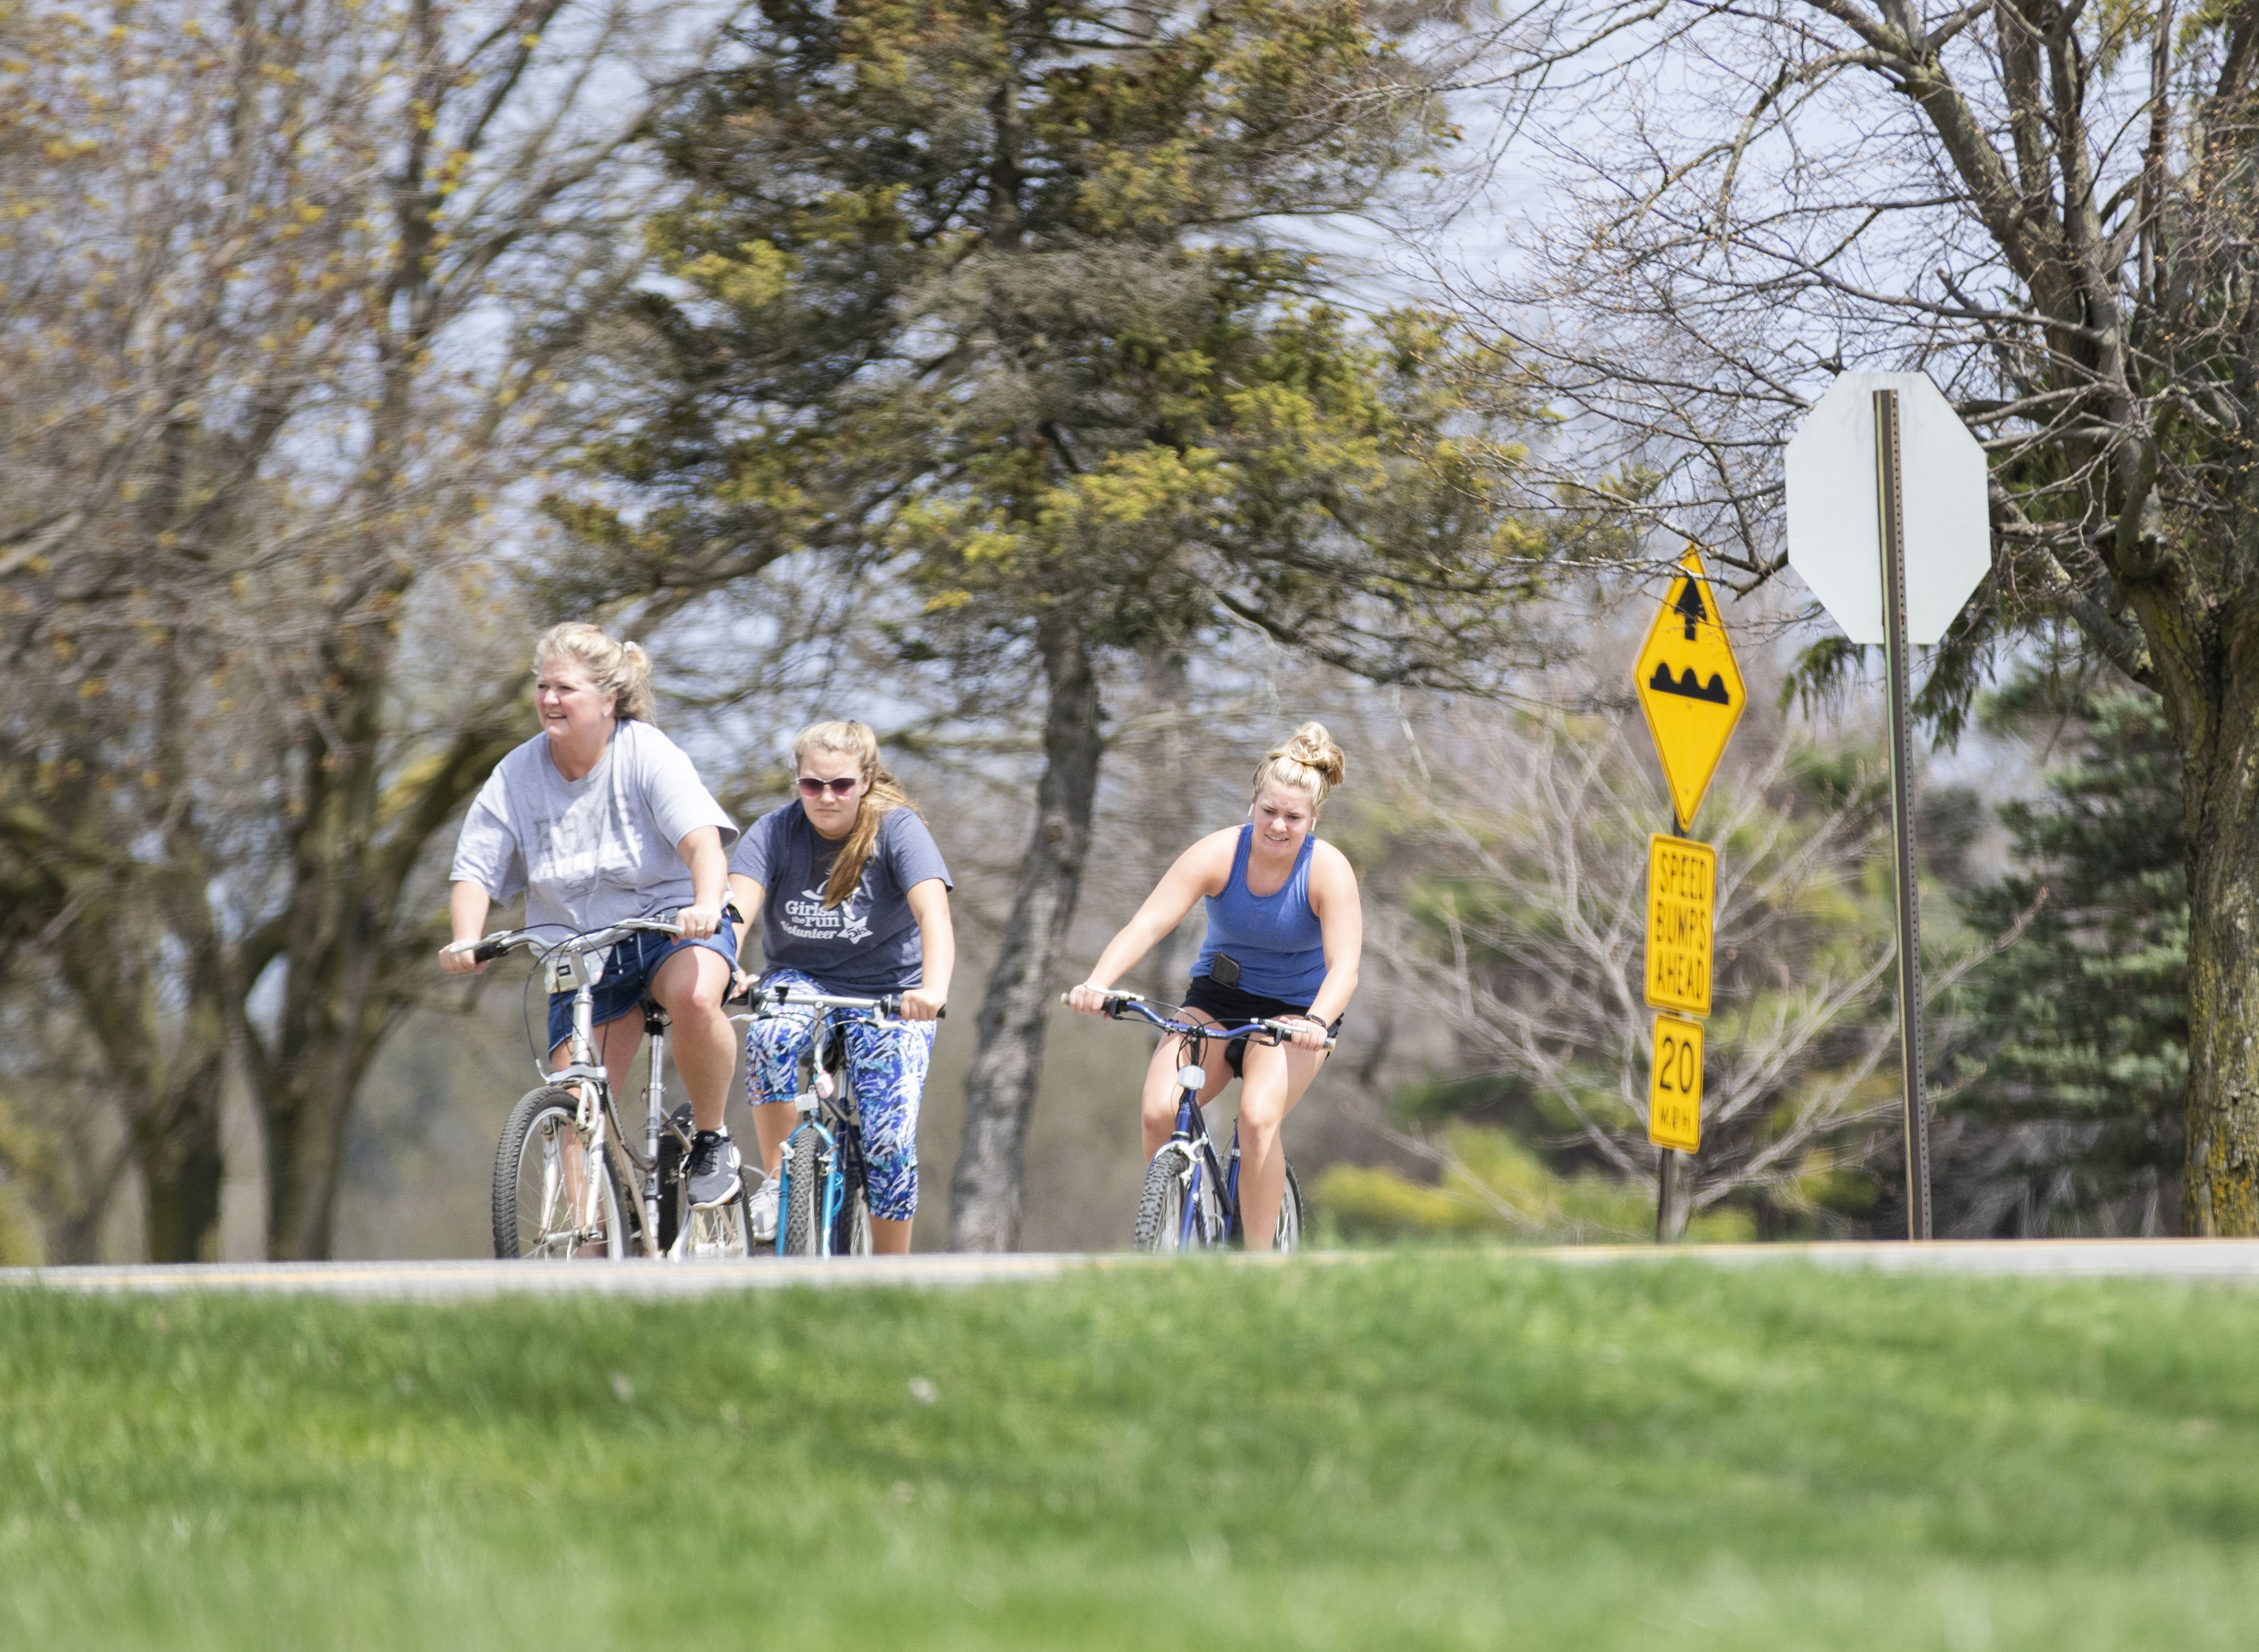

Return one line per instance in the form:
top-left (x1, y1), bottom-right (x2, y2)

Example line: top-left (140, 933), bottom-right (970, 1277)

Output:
top-left (453, 917), bottom-right (755, 1261)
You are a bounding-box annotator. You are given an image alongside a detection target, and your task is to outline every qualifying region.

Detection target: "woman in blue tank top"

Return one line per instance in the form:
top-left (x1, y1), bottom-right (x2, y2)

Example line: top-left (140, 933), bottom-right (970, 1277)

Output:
top-left (1067, 724), bottom-right (1364, 1248)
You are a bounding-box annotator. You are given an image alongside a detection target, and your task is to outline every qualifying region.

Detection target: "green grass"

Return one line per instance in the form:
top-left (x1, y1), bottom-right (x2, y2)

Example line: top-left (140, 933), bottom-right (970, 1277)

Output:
top-left (6, 1256), bottom-right (2259, 1648)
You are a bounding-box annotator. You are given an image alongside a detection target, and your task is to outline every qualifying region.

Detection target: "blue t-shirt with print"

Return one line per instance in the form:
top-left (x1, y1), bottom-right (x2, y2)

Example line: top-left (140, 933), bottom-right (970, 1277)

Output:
top-left (732, 804), bottom-right (952, 993)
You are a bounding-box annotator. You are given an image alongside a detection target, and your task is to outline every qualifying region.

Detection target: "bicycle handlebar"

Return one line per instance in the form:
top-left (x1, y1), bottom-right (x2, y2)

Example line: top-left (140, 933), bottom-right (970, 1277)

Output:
top-left (725, 980), bottom-right (947, 1022)
top-left (446, 914), bottom-right (692, 967)
top-left (1059, 989), bottom-right (1336, 1052)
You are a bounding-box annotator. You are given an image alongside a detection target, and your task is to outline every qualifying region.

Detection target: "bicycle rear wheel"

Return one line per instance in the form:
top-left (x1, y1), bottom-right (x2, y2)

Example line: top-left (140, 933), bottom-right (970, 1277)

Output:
top-left (1275, 1161), bottom-right (1305, 1253)
top-left (778, 1125), bottom-right (828, 1256)
top-left (493, 1086), bottom-right (622, 1260)
top-left (1134, 1142), bottom-right (1219, 1252)
top-left (834, 1179), bottom-right (873, 1255)
top-left (654, 1103), bottom-right (693, 1255)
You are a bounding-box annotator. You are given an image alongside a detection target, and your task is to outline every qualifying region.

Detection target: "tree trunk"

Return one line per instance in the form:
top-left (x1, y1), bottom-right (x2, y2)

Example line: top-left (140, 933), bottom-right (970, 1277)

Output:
top-left (248, 656), bottom-right (524, 1259)
top-left (948, 607), bottom-right (1103, 1250)
top-left (258, 628), bottom-right (393, 1260)
top-left (56, 877), bottom-right (232, 1263)
top-left (135, 1056), bottom-right (228, 1262)
top-left (2181, 698), bottom-right (2259, 1233)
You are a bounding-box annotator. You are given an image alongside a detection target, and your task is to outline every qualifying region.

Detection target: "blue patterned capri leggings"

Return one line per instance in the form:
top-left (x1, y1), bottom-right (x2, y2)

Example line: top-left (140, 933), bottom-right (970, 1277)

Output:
top-left (743, 969), bottom-right (935, 1220)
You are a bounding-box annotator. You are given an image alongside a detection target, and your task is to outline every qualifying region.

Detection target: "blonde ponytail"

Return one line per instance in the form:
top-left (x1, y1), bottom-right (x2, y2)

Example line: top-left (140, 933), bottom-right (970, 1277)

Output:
top-left (534, 622), bottom-right (657, 721)
top-left (1250, 721), bottom-right (1346, 808)
top-left (793, 719), bottom-right (921, 907)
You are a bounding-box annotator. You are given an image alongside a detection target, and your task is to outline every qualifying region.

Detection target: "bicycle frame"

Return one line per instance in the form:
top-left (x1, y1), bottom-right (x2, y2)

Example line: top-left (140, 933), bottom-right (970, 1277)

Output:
top-left (459, 917), bottom-right (699, 1259)
top-left (1157, 1036), bottom-right (1246, 1248)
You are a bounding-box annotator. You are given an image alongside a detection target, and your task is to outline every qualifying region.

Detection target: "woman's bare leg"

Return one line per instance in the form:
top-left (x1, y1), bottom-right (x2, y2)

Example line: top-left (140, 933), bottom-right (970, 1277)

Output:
top-left (1140, 1009), bottom-right (1231, 1161)
top-left (871, 1216), bottom-right (912, 1254)
top-left (1233, 1040), bottom-right (1329, 1248)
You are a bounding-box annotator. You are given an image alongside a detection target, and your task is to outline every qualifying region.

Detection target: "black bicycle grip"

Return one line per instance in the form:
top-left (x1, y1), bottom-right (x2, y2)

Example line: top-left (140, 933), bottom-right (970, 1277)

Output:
top-left (471, 938), bottom-right (506, 966)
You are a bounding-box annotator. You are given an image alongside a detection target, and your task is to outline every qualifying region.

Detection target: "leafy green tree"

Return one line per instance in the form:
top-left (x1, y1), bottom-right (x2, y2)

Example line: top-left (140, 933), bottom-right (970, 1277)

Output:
top-left (582, 0), bottom-right (1536, 1246)
top-left (1949, 683), bottom-right (2187, 1235)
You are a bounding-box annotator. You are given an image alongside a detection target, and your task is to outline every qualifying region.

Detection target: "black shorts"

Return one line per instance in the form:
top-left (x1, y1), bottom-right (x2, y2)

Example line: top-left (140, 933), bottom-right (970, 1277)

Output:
top-left (1180, 974), bottom-right (1344, 1078)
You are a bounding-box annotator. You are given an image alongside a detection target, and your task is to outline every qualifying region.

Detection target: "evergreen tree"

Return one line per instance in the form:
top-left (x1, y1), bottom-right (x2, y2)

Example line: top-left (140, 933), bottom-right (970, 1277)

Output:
top-left (1951, 685), bottom-right (2187, 1235)
top-left (573, 0), bottom-right (1536, 1246)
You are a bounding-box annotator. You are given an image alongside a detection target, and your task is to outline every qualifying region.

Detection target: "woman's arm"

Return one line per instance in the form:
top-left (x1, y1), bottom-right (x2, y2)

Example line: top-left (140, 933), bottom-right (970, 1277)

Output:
top-left (674, 825), bottom-right (729, 938)
top-left (1283, 842), bottom-right (1362, 1049)
top-left (901, 878), bottom-right (954, 1022)
top-left (439, 882), bottom-right (493, 976)
top-left (1064, 832), bottom-right (1235, 1014)
top-left (726, 872), bottom-right (766, 993)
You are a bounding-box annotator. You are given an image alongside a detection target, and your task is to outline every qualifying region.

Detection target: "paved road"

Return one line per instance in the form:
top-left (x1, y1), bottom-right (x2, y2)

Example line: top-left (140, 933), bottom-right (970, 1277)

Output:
top-left (9, 1239), bottom-right (2259, 1299)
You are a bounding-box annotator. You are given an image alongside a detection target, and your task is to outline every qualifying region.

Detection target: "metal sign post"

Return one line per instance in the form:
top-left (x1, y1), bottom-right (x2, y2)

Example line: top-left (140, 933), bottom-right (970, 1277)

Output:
top-left (1786, 369), bottom-right (1988, 1244)
top-left (1635, 549), bottom-right (1741, 1245)
top-left (1874, 390), bottom-right (1932, 1242)
top-left (1654, 807), bottom-right (1683, 1247)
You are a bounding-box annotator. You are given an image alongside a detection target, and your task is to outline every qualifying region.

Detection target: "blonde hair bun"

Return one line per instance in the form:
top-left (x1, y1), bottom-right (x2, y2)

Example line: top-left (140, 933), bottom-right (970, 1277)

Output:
top-left (534, 622), bottom-right (656, 721)
top-left (1252, 721), bottom-right (1346, 807)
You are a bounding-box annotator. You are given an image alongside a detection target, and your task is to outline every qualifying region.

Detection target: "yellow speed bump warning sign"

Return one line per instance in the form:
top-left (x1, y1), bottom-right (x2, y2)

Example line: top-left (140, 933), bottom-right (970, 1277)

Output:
top-left (1646, 834), bottom-right (1716, 1018)
top-left (1635, 547), bottom-right (1746, 828)
top-left (1648, 1014), bottom-right (1702, 1153)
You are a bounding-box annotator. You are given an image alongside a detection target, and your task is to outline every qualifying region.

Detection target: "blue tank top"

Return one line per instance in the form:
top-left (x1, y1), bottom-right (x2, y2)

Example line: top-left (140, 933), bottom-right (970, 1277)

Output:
top-left (1193, 825), bottom-right (1327, 1002)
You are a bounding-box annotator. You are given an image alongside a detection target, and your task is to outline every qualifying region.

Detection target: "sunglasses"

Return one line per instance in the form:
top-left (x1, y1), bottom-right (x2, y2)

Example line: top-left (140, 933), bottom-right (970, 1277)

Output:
top-left (797, 775), bottom-right (860, 798)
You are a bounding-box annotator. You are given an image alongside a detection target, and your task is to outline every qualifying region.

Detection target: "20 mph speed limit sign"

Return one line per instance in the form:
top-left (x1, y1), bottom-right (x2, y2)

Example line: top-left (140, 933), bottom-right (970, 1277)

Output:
top-left (1648, 1015), bottom-right (1703, 1154)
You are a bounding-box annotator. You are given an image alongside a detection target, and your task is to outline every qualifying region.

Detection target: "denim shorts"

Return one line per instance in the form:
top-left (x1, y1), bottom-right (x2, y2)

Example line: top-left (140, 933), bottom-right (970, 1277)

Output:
top-left (545, 916), bottom-right (738, 1055)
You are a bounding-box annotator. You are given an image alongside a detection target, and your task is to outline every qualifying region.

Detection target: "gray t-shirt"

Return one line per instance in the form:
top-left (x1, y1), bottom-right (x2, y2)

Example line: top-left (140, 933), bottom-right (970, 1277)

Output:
top-left (732, 804), bottom-right (952, 992)
top-left (450, 720), bottom-right (738, 935)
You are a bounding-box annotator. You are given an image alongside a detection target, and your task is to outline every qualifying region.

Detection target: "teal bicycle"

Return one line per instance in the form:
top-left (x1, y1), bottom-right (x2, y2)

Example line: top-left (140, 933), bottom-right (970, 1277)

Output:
top-left (730, 981), bottom-right (925, 1256)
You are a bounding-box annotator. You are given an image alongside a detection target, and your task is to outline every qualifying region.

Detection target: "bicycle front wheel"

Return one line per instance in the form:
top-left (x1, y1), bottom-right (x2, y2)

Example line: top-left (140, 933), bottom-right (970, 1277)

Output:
top-left (493, 1086), bottom-right (623, 1261)
top-left (778, 1126), bottom-right (828, 1257)
top-left (676, 1184), bottom-right (753, 1260)
top-left (1134, 1142), bottom-right (1217, 1253)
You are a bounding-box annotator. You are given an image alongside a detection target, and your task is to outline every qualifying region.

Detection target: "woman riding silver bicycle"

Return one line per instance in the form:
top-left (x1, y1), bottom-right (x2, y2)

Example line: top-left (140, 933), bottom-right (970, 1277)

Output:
top-left (439, 623), bottom-right (746, 1220)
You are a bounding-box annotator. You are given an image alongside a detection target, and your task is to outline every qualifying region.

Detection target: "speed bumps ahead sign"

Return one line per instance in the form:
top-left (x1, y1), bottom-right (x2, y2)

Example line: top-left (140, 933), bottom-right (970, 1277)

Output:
top-left (1649, 1015), bottom-right (1703, 1154)
top-left (1646, 834), bottom-right (1715, 1018)
top-left (1635, 548), bottom-right (1746, 829)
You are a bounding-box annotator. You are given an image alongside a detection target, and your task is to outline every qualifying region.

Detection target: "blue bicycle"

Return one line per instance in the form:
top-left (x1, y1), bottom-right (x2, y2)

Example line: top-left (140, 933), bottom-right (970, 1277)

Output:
top-left (731, 982), bottom-right (913, 1257)
top-left (1084, 991), bottom-right (1323, 1253)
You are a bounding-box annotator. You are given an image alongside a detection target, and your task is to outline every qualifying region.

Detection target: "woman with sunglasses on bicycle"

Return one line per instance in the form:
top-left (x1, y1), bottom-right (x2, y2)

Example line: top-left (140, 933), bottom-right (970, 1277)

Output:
top-left (1066, 723), bottom-right (1361, 1249)
top-left (440, 623), bottom-right (746, 1209)
top-left (727, 721), bottom-right (955, 1253)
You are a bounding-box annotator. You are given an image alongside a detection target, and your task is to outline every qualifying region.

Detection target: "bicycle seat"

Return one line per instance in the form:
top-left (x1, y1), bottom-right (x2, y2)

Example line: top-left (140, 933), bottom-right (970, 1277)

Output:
top-left (640, 997), bottom-right (671, 1031)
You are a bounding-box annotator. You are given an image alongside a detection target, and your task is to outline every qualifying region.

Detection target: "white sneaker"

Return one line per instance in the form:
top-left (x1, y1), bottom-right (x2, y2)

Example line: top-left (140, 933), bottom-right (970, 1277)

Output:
top-left (746, 1178), bottom-right (779, 1242)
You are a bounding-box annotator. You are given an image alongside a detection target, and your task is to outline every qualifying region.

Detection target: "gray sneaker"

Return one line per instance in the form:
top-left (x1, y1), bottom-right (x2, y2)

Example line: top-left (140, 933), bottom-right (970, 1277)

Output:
top-left (745, 1178), bottom-right (779, 1242)
top-left (686, 1131), bottom-right (741, 1208)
